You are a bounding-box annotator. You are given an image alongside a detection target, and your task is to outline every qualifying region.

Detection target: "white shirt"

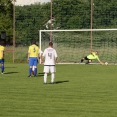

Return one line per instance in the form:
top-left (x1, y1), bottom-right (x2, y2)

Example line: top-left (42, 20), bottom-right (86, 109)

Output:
top-left (43, 47), bottom-right (57, 65)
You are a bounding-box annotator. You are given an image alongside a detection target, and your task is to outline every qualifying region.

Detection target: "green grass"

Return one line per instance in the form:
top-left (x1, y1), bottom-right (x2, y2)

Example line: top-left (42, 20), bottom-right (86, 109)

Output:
top-left (0, 64), bottom-right (117, 117)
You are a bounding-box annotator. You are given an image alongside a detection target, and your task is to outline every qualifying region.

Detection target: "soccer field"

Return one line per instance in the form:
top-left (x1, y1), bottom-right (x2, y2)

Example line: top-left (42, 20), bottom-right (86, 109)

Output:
top-left (0, 63), bottom-right (117, 117)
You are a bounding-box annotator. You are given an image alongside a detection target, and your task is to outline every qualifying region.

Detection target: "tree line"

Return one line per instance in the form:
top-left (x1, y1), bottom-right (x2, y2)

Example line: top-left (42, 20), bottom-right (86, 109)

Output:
top-left (0, 0), bottom-right (117, 45)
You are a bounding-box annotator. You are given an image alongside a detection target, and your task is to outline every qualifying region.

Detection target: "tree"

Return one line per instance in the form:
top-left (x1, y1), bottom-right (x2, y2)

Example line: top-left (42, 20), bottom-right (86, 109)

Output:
top-left (53, 0), bottom-right (90, 29)
top-left (0, 0), bottom-right (13, 41)
top-left (1, 0), bottom-right (117, 44)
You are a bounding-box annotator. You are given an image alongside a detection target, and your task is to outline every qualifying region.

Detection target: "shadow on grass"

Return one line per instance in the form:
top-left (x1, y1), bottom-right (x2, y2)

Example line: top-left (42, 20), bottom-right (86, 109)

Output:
top-left (4, 72), bottom-right (19, 74)
top-left (54, 80), bottom-right (69, 84)
top-left (5, 67), bottom-right (17, 68)
top-left (38, 72), bottom-right (44, 77)
top-left (37, 73), bottom-right (51, 77)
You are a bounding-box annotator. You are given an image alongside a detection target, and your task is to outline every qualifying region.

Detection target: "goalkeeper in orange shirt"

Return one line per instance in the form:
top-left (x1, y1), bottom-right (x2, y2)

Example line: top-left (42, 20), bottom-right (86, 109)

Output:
top-left (79, 51), bottom-right (104, 65)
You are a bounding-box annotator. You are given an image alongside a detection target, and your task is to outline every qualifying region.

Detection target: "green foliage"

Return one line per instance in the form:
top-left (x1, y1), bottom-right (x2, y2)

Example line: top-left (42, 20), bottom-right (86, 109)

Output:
top-left (15, 4), bottom-right (41, 43)
top-left (0, 0), bottom-right (13, 40)
top-left (1, 0), bottom-right (117, 44)
top-left (53, 0), bottom-right (90, 29)
top-left (93, 0), bottom-right (117, 28)
top-left (14, 0), bottom-right (117, 43)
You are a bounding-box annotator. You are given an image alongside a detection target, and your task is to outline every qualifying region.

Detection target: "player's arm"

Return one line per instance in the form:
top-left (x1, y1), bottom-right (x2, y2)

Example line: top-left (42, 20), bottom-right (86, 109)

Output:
top-left (96, 56), bottom-right (104, 65)
top-left (54, 50), bottom-right (58, 64)
top-left (37, 53), bottom-right (41, 64)
top-left (40, 50), bottom-right (43, 57)
top-left (41, 55), bottom-right (45, 64)
top-left (98, 59), bottom-right (104, 65)
top-left (39, 50), bottom-right (43, 59)
top-left (3, 50), bottom-right (4, 59)
top-left (27, 53), bottom-right (30, 62)
top-left (39, 52), bottom-right (43, 64)
top-left (38, 54), bottom-right (40, 59)
top-left (1, 50), bottom-right (4, 59)
top-left (41, 50), bottom-right (45, 64)
top-left (55, 57), bottom-right (58, 64)
top-left (1, 47), bottom-right (5, 59)
top-left (27, 47), bottom-right (31, 61)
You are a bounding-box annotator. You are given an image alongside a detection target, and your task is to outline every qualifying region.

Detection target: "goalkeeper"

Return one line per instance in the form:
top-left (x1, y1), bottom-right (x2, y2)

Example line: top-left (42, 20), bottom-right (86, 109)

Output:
top-left (79, 51), bottom-right (104, 65)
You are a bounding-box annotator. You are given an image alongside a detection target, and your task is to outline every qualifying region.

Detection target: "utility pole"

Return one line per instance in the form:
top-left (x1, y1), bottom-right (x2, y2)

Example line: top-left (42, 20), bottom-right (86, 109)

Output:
top-left (50, 0), bottom-right (52, 42)
top-left (13, 0), bottom-right (15, 63)
top-left (90, 0), bottom-right (93, 52)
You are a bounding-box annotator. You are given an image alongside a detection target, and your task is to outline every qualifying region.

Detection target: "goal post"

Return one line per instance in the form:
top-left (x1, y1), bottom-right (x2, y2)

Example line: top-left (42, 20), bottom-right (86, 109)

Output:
top-left (39, 29), bottom-right (117, 64)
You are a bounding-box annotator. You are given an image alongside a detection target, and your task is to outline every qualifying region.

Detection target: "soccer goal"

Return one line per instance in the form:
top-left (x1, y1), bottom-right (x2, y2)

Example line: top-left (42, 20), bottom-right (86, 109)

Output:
top-left (39, 29), bottom-right (117, 64)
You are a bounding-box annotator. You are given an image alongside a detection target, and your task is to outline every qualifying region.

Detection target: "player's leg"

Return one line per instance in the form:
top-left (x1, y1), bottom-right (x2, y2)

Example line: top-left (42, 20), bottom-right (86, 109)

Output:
top-left (1, 63), bottom-right (4, 74)
top-left (32, 66), bottom-right (34, 75)
top-left (0, 59), bottom-right (4, 74)
top-left (85, 59), bottom-right (92, 64)
top-left (33, 58), bottom-right (38, 76)
top-left (80, 56), bottom-right (87, 63)
top-left (43, 66), bottom-right (49, 84)
top-left (50, 66), bottom-right (56, 84)
top-left (28, 58), bottom-right (33, 77)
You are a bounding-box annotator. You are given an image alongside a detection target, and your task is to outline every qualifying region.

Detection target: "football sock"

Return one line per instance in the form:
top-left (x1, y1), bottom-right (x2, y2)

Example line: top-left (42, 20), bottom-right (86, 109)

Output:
top-left (1, 65), bottom-right (4, 73)
top-left (44, 73), bottom-right (47, 83)
top-left (34, 68), bottom-right (37, 75)
top-left (51, 73), bottom-right (54, 83)
top-left (29, 68), bottom-right (32, 75)
top-left (81, 59), bottom-right (84, 62)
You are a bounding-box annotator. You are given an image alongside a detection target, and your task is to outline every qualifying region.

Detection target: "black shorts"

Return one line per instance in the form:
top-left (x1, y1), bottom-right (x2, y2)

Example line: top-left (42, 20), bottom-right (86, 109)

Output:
top-left (84, 56), bottom-right (90, 60)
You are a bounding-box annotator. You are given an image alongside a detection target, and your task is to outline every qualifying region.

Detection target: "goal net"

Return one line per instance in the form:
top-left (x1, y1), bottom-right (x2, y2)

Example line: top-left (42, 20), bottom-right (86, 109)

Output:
top-left (39, 29), bottom-right (117, 64)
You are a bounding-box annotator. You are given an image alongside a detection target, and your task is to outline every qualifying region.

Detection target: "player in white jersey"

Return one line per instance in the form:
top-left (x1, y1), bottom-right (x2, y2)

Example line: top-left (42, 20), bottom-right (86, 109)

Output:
top-left (41, 42), bottom-right (58, 84)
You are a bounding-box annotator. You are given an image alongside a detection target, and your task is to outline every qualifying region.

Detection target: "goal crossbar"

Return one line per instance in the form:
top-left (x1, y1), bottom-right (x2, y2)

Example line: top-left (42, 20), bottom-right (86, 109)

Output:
top-left (39, 29), bottom-right (117, 32)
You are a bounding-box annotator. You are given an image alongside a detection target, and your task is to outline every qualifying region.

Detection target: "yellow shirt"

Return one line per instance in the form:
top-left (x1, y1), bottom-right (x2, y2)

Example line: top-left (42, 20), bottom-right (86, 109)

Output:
top-left (28, 44), bottom-right (39, 57)
top-left (0, 45), bottom-right (5, 59)
top-left (87, 52), bottom-right (99, 60)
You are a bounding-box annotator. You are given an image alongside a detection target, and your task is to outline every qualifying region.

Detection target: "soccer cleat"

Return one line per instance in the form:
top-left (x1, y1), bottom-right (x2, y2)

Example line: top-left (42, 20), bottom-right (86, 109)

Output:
top-left (34, 75), bottom-right (37, 77)
top-left (51, 82), bottom-right (54, 84)
top-left (1, 72), bottom-right (4, 74)
top-left (28, 75), bottom-right (31, 77)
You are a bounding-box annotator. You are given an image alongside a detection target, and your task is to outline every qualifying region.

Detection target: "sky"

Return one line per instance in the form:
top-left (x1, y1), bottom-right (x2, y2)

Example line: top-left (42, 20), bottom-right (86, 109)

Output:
top-left (15, 0), bottom-right (50, 6)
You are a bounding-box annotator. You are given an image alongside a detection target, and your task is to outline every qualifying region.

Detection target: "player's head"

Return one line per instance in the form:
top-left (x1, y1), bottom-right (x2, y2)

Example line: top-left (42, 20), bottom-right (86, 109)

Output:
top-left (49, 42), bottom-right (53, 47)
top-left (95, 51), bottom-right (98, 55)
top-left (32, 39), bottom-right (36, 45)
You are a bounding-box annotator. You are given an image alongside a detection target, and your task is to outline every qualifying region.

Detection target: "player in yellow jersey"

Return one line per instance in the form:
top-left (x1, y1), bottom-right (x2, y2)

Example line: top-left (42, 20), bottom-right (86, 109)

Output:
top-left (79, 51), bottom-right (104, 65)
top-left (32, 50), bottom-right (43, 75)
top-left (28, 40), bottom-right (40, 77)
top-left (0, 43), bottom-right (5, 74)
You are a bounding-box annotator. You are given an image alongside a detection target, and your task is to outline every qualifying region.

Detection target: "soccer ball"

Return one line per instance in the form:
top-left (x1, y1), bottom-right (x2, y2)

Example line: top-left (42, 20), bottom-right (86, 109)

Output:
top-left (105, 62), bottom-right (108, 65)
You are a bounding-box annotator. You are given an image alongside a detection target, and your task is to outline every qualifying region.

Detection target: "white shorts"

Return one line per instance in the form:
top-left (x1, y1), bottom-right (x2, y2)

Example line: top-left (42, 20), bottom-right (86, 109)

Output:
top-left (44, 66), bottom-right (56, 73)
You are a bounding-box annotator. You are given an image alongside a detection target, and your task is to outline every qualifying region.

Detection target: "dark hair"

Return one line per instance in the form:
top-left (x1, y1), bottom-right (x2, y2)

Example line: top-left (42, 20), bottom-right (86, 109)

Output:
top-left (49, 42), bottom-right (53, 46)
top-left (32, 39), bottom-right (36, 44)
